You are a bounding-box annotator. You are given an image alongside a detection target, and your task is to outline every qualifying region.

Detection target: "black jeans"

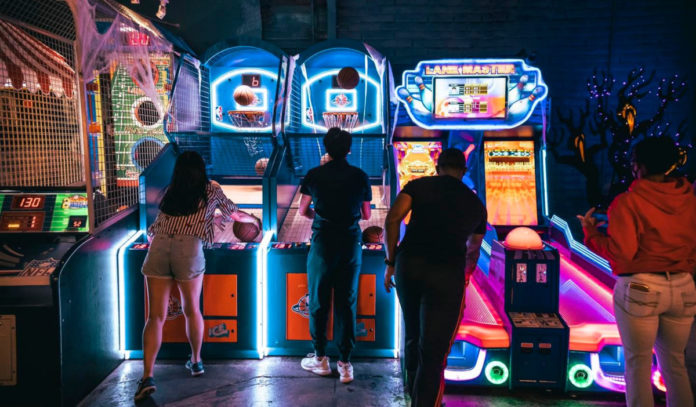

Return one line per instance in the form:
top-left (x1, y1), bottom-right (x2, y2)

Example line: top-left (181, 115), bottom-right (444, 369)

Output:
top-left (307, 227), bottom-right (362, 362)
top-left (395, 252), bottom-right (467, 407)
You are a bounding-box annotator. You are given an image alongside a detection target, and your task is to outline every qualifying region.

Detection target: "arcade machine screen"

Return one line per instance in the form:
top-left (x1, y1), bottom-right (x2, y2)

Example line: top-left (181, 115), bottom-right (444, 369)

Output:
top-left (483, 140), bottom-right (538, 226)
top-left (433, 77), bottom-right (507, 119)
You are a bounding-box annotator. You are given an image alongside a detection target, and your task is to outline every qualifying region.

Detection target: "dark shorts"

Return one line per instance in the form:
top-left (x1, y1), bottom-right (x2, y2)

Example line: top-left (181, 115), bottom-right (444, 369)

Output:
top-left (141, 234), bottom-right (205, 281)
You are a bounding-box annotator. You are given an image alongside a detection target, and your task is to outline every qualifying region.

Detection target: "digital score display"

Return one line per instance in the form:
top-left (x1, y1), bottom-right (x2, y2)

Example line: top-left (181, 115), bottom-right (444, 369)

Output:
top-left (11, 195), bottom-right (46, 210)
top-left (242, 74), bottom-right (261, 87)
top-left (433, 77), bottom-right (507, 119)
top-left (0, 212), bottom-right (45, 232)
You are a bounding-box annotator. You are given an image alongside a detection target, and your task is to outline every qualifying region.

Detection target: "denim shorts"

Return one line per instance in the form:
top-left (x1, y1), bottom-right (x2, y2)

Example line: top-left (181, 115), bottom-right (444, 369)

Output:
top-left (141, 234), bottom-right (205, 281)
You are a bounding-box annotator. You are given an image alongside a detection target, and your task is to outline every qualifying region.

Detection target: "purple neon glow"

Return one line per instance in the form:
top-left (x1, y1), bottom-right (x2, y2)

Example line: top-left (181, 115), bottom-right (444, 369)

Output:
top-left (590, 353), bottom-right (626, 393)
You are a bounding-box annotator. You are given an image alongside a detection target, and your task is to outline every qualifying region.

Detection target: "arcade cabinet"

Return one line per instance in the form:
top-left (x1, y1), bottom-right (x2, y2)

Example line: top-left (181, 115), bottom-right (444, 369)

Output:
top-left (123, 41), bottom-right (289, 359)
top-left (0, 15), bottom-right (138, 406)
top-left (396, 59), bottom-right (630, 392)
top-left (266, 40), bottom-right (397, 357)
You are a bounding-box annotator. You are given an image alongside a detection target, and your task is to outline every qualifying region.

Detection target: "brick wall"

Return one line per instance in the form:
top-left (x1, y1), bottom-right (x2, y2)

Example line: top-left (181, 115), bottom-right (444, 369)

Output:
top-left (336, 0), bottom-right (696, 222)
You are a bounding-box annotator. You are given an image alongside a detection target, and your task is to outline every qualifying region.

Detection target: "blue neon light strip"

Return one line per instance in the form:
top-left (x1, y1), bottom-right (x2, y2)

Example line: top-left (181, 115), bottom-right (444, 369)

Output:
top-left (550, 215), bottom-right (611, 273)
top-left (257, 230), bottom-right (273, 358)
top-left (116, 230), bottom-right (143, 355)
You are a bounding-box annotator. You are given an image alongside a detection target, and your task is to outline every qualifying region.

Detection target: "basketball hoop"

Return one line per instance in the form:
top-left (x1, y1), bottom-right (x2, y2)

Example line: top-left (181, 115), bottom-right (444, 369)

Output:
top-left (227, 110), bottom-right (267, 128)
top-left (322, 112), bottom-right (359, 132)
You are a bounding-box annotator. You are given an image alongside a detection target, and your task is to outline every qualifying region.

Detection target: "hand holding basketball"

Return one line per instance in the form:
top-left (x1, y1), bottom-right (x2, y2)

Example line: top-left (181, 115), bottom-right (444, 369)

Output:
top-left (255, 158), bottom-right (269, 176)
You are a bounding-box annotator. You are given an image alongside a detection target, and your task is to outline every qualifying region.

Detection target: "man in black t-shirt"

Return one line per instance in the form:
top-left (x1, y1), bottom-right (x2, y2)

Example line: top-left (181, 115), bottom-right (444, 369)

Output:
top-left (298, 127), bottom-right (372, 384)
top-left (384, 148), bottom-right (486, 407)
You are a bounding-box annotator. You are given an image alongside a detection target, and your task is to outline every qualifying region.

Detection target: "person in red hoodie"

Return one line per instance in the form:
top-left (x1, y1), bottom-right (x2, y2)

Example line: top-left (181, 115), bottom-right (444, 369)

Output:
top-left (578, 136), bottom-right (696, 407)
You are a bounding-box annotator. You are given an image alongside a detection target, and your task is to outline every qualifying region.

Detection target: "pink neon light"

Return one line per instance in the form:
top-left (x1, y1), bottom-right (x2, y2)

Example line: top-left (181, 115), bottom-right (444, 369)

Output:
top-left (456, 279), bottom-right (510, 348)
top-left (590, 352), bottom-right (626, 393)
top-left (554, 245), bottom-right (621, 352)
top-left (652, 369), bottom-right (667, 393)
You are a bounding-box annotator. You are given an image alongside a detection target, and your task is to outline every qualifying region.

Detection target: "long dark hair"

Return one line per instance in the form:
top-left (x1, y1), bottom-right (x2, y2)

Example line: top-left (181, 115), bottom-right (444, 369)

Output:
top-left (159, 151), bottom-right (209, 216)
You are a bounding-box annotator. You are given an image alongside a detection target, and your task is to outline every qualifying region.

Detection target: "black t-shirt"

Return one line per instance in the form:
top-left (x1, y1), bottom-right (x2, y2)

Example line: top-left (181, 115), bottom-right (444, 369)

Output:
top-left (398, 175), bottom-right (487, 258)
top-left (300, 159), bottom-right (372, 230)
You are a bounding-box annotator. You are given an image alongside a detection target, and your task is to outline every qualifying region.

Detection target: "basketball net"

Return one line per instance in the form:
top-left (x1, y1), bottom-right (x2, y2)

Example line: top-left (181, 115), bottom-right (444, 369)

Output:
top-left (322, 112), bottom-right (359, 132)
top-left (227, 110), bottom-right (267, 128)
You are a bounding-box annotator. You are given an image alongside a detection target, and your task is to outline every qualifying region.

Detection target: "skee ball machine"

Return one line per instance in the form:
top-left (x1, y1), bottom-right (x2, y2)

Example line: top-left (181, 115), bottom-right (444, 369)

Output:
top-left (265, 40), bottom-right (397, 357)
top-left (123, 41), bottom-right (289, 359)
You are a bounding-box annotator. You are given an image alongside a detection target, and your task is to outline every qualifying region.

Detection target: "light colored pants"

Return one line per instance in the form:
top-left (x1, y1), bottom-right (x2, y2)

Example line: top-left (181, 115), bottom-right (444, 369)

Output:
top-left (614, 272), bottom-right (696, 407)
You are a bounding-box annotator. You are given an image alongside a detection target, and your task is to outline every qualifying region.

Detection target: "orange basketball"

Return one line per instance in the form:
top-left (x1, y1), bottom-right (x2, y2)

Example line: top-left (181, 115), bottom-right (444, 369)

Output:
top-left (233, 216), bottom-right (261, 242)
top-left (337, 67), bottom-right (360, 90)
top-left (255, 158), bottom-right (269, 176)
top-left (233, 85), bottom-right (257, 106)
top-left (362, 226), bottom-right (383, 243)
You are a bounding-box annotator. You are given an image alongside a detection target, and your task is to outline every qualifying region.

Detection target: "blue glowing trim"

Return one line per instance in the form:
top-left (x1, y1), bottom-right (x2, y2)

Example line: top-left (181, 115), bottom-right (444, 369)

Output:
top-left (301, 69), bottom-right (382, 133)
top-left (550, 215), bottom-right (611, 273)
top-left (210, 68), bottom-right (277, 132)
top-left (116, 230), bottom-right (143, 354)
top-left (257, 230), bottom-right (273, 358)
top-left (444, 348), bottom-right (487, 381)
top-left (541, 148), bottom-right (549, 216)
top-left (481, 239), bottom-right (492, 256)
top-left (393, 291), bottom-right (401, 358)
top-left (325, 89), bottom-right (357, 112)
top-left (396, 59), bottom-right (548, 130)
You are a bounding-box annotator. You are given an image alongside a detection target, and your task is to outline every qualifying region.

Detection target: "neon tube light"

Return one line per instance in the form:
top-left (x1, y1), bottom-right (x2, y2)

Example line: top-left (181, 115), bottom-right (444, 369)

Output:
top-left (257, 231), bottom-right (273, 358)
top-left (210, 68), bottom-right (277, 133)
top-left (590, 352), bottom-right (625, 392)
top-left (444, 349), bottom-right (487, 381)
top-left (116, 230), bottom-right (143, 356)
top-left (551, 215), bottom-right (611, 273)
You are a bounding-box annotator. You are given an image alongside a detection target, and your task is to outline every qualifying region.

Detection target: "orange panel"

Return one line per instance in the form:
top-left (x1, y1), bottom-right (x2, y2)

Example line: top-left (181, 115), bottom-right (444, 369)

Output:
top-left (357, 275), bottom-right (376, 316)
top-left (204, 319), bottom-right (237, 343)
top-left (356, 318), bottom-right (375, 342)
top-left (286, 273), bottom-right (332, 340)
top-left (203, 274), bottom-right (237, 316)
top-left (144, 281), bottom-right (188, 343)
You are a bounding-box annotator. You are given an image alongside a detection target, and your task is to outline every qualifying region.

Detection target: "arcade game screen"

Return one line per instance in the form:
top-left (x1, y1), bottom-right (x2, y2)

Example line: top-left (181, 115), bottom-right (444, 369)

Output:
top-left (394, 141), bottom-right (442, 190)
top-left (433, 77), bottom-right (507, 119)
top-left (483, 140), bottom-right (538, 225)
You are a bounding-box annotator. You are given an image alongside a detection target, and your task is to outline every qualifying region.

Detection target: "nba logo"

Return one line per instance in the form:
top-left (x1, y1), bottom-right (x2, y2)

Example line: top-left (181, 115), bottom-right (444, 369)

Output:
top-left (216, 106), bottom-right (223, 122)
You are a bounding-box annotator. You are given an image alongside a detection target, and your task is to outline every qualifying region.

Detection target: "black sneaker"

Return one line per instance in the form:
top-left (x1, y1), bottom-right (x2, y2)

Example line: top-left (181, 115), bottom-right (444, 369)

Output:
top-left (185, 357), bottom-right (204, 376)
top-left (134, 376), bottom-right (156, 401)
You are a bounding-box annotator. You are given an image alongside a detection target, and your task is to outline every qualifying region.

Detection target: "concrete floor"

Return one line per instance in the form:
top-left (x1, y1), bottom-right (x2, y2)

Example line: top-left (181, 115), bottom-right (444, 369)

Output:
top-left (79, 358), bottom-right (661, 407)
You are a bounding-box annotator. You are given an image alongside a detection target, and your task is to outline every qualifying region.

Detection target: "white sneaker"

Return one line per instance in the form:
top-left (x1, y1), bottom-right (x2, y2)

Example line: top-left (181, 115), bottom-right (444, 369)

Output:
top-left (301, 353), bottom-right (331, 376)
top-left (337, 361), bottom-right (354, 383)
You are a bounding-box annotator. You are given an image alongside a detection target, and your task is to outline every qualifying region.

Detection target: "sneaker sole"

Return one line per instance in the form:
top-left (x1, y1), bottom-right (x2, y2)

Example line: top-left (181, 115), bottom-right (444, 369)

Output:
top-left (190, 369), bottom-right (205, 377)
top-left (340, 377), bottom-right (353, 384)
top-left (301, 365), bottom-right (332, 376)
top-left (134, 385), bottom-right (156, 401)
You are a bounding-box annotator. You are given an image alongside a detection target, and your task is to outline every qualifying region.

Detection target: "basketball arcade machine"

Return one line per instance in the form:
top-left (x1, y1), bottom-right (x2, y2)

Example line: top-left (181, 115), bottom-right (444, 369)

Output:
top-left (265, 40), bottom-right (397, 357)
top-left (123, 40), bottom-right (288, 359)
top-left (396, 59), bottom-right (629, 393)
top-left (0, 8), bottom-right (141, 406)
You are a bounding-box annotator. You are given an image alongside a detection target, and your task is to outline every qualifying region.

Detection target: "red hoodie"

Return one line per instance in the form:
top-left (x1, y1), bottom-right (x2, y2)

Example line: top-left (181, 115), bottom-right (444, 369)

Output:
top-left (584, 177), bottom-right (696, 276)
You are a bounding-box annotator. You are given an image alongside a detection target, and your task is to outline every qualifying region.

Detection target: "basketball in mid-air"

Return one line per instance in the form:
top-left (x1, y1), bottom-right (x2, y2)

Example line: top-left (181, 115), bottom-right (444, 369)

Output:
top-left (233, 214), bottom-right (262, 242)
top-left (362, 226), bottom-right (384, 243)
top-left (233, 85), bottom-right (257, 106)
top-left (255, 158), bottom-right (269, 176)
top-left (337, 67), bottom-right (360, 90)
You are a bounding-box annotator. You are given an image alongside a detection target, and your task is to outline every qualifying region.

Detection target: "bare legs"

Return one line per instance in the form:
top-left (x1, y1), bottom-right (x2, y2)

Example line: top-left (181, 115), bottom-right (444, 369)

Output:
top-left (141, 274), bottom-right (204, 379)
top-left (142, 277), bottom-right (175, 379)
top-left (178, 275), bottom-right (204, 363)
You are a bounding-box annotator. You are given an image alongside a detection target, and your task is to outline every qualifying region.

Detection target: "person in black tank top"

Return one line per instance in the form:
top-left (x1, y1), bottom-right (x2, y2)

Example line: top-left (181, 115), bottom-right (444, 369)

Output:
top-left (298, 128), bottom-right (372, 384)
top-left (384, 148), bottom-right (487, 407)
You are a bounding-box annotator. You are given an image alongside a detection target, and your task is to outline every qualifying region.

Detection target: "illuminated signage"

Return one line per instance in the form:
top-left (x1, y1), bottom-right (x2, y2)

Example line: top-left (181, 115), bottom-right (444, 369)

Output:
top-left (397, 59), bottom-right (548, 130)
